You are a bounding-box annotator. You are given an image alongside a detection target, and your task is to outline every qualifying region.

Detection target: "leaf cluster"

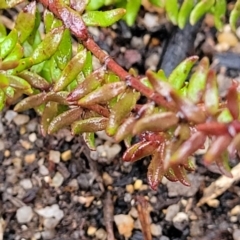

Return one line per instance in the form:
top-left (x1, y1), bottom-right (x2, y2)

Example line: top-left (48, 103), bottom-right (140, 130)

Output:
top-left (1, 0), bottom-right (240, 190)
top-left (88, 0), bottom-right (240, 31)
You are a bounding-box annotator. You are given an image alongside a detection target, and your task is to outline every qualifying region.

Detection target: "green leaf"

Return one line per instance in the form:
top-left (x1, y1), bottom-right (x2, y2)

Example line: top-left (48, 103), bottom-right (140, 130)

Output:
top-left (54, 48), bottom-right (87, 91)
top-left (14, 92), bottom-right (46, 112)
top-left (187, 57), bottom-right (209, 103)
top-left (83, 132), bottom-right (96, 150)
top-left (106, 88), bottom-right (140, 136)
top-left (86, 0), bottom-right (105, 10)
top-left (0, 29), bottom-right (18, 59)
top-left (0, 89), bottom-right (6, 111)
top-left (168, 56), bottom-right (198, 90)
top-left (18, 71), bottom-right (51, 90)
top-left (178, 0), bottom-right (194, 29)
top-left (7, 75), bottom-right (33, 94)
top-left (0, 0), bottom-right (25, 9)
top-left (71, 117), bottom-right (108, 134)
top-left (54, 29), bottom-right (72, 70)
top-left (4, 43), bottom-right (23, 62)
top-left (15, 1), bottom-right (36, 43)
top-left (0, 73), bottom-right (10, 88)
top-left (165, 0), bottom-right (179, 25)
top-left (124, 0), bottom-right (141, 26)
top-left (230, 0), bottom-right (240, 31)
top-left (48, 107), bottom-right (83, 134)
top-left (213, 0), bottom-right (226, 31)
top-left (41, 102), bottom-right (58, 136)
top-left (67, 68), bottom-right (105, 101)
top-left (31, 27), bottom-right (64, 65)
top-left (78, 82), bottom-right (126, 106)
top-left (190, 0), bottom-right (215, 25)
top-left (83, 8), bottom-right (126, 27)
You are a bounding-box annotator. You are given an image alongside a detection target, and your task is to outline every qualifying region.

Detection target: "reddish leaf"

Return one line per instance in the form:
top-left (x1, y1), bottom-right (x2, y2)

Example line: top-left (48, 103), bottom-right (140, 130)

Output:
top-left (204, 135), bottom-right (232, 165)
top-left (196, 122), bottom-right (228, 135)
top-left (227, 81), bottom-right (239, 119)
top-left (133, 112), bottom-right (179, 134)
top-left (71, 117), bottom-right (108, 134)
top-left (14, 92), bottom-right (46, 112)
top-left (78, 82), bottom-right (126, 106)
top-left (123, 141), bottom-right (158, 162)
top-left (114, 116), bottom-right (136, 142)
top-left (169, 132), bottom-right (206, 165)
top-left (216, 151), bottom-right (233, 178)
top-left (41, 101), bottom-right (58, 136)
top-left (171, 165), bottom-right (191, 186)
top-left (48, 107), bottom-right (83, 134)
top-left (204, 69), bottom-right (219, 115)
top-left (147, 144), bottom-right (165, 190)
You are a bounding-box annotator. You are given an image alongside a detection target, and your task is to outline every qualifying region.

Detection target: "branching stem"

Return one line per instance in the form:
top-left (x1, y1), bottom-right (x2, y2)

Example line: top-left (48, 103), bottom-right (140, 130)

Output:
top-left (37, 0), bottom-right (172, 109)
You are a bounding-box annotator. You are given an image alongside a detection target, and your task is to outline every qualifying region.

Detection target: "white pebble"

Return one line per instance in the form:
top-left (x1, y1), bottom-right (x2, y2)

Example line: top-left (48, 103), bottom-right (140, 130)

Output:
top-left (39, 165), bottom-right (49, 176)
top-left (35, 204), bottom-right (64, 222)
top-left (13, 114), bottom-right (30, 126)
top-left (20, 179), bottom-right (33, 190)
top-left (16, 206), bottom-right (33, 223)
top-left (29, 133), bottom-right (37, 142)
top-left (150, 223), bottom-right (162, 236)
top-left (51, 172), bottom-right (64, 188)
top-left (49, 150), bottom-right (60, 163)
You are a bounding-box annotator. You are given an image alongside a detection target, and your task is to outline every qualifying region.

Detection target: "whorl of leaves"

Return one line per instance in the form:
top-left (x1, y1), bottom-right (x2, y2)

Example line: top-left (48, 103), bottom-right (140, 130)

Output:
top-left (1, 0), bottom-right (240, 190)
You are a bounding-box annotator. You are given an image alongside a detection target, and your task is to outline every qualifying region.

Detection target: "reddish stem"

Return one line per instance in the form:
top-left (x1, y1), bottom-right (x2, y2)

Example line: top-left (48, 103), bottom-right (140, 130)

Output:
top-left (37, 0), bottom-right (172, 109)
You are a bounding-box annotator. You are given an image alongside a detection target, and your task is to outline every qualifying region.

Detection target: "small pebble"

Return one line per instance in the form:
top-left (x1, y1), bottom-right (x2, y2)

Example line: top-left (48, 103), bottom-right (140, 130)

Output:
top-left (35, 204), bottom-right (64, 222)
top-left (233, 229), bottom-right (240, 240)
top-left (160, 236), bottom-right (170, 240)
top-left (24, 153), bottom-right (36, 164)
top-left (43, 217), bottom-right (59, 229)
top-left (20, 179), bottom-right (33, 190)
top-left (39, 165), bottom-right (49, 176)
top-left (150, 223), bottom-right (162, 236)
top-left (29, 133), bottom-right (37, 142)
top-left (230, 205), bottom-right (240, 216)
top-left (51, 172), bottom-right (64, 188)
top-left (114, 214), bottom-right (134, 238)
top-left (207, 199), bottom-right (220, 208)
top-left (218, 32), bottom-right (238, 48)
top-left (134, 179), bottom-right (143, 190)
top-left (124, 193), bottom-right (132, 202)
top-left (67, 179), bottom-right (79, 191)
top-left (126, 184), bottom-right (134, 194)
top-left (0, 140), bottom-right (4, 151)
top-left (165, 204), bottom-right (180, 221)
top-left (5, 110), bottom-right (17, 123)
top-left (150, 196), bottom-right (157, 204)
top-left (41, 230), bottom-right (55, 240)
top-left (61, 150), bottom-right (72, 161)
top-left (4, 150), bottom-right (10, 157)
top-left (102, 172), bottom-right (113, 186)
top-left (87, 226), bottom-right (97, 236)
top-left (13, 114), bottom-right (30, 126)
top-left (78, 196), bottom-right (95, 207)
top-left (173, 212), bottom-right (189, 231)
top-left (20, 126), bottom-right (26, 135)
top-left (129, 207), bottom-right (138, 218)
top-left (95, 228), bottom-right (107, 240)
top-left (16, 206), bottom-right (33, 223)
top-left (49, 150), bottom-right (60, 163)
top-left (20, 140), bottom-right (32, 150)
